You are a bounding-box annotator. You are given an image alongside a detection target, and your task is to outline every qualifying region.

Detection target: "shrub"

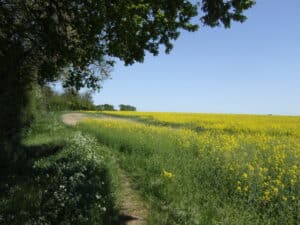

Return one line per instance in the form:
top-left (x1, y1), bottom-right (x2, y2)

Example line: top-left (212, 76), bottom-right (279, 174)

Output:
top-left (31, 132), bottom-right (116, 225)
top-left (0, 114), bottom-right (118, 225)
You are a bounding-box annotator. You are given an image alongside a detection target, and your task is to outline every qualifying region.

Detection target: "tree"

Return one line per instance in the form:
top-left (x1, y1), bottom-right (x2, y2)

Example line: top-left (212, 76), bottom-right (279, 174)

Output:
top-left (60, 88), bottom-right (94, 110)
top-left (119, 104), bottom-right (137, 111)
top-left (37, 86), bottom-right (95, 111)
top-left (0, 0), bottom-right (255, 156)
top-left (95, 104), bottom-right (115, 111)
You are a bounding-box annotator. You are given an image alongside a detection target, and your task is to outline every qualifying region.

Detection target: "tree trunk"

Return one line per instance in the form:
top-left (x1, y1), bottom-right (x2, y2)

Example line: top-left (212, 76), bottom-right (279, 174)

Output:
top-left (0, 49), bottom-right (37, 165)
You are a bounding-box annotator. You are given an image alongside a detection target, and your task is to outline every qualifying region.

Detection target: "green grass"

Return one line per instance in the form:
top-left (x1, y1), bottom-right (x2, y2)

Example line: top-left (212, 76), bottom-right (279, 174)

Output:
top-left (78, 118), bottom-right (299, 225)
top-left (2, 111), bottom-right (297, 224)
top-left (0, 112), bottom-right (121, 225)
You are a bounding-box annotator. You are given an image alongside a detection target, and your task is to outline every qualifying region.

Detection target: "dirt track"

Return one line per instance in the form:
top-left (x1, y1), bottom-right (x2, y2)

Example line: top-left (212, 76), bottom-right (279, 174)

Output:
top-left (61, 113), bottom-right (148, 225)
top-left (62, 112), bottom-right (138, 126)
top-left (61, 113), bottom-right (87, 125)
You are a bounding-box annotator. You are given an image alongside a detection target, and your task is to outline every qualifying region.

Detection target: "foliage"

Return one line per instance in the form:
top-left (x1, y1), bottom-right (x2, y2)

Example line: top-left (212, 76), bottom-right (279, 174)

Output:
top-left (0, 113), bottom-right (119, 225)
top-left (78, 113), bottom-right (300, 225)
top-left (94, 104), bottom-right (137, 111)
top-left (119, 104), bottom-right (136, 111)
top-left (36, 86), bottom-right (95, 111)
top-left (95, 104), bottom-right (115, 111)
top-left (0, 0), bottom-right (255, 85)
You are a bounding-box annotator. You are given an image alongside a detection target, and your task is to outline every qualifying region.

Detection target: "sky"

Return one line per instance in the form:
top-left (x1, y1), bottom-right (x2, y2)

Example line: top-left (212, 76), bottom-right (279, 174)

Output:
top-left (93, 0), bottom-right (300, 115)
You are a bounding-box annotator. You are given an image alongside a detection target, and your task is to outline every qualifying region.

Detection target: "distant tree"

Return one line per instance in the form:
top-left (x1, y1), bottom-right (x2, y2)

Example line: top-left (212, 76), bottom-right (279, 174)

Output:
top-left (95, 104), bottom-right (115, 111)
top-left (0, 0), bottom-right (255, 159)
top-left (61, 88), bottom-right (82, 110)
top-left (53, 88), bottom-right (94, 110)
top-left (35, 86), bottom-right (95, 111)
top-left (80, 91), bottom-right (95, 110)
top-left (119, 104), bottom-right (137, 111)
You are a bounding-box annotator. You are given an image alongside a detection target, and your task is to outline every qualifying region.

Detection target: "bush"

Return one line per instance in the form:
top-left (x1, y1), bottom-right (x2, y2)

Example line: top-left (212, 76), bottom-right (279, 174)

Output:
top-left (36, 86), bottom-right (95, 112)
top-left (33, 133), bottom-right (116, 225)
top-left (0, 114), bottom-right (118, 225)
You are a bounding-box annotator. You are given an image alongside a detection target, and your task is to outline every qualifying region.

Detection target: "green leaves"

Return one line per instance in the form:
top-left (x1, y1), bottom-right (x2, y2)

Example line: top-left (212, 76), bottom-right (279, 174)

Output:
top-left (0, 0), bottom-right (255, 142)
top-left (0, 0), bottom-right (255, 90)
top-left (200, 0), bottom-right (256, 28)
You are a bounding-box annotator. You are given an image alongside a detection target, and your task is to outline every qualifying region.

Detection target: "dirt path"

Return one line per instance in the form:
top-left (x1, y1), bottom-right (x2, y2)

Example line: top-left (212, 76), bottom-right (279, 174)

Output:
top-left (62, 112), bottom-right (139, 126)
top-left (117, 173), bottom-right (148, 225)
top-left (61, 113), bottom-right (87, 125)
top-left (62, 113), bottom-right (148, 225)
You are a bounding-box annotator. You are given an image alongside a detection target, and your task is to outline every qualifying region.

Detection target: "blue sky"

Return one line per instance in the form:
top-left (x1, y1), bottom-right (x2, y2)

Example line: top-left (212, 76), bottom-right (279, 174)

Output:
top-left (93, 0), bottom-right (300, 115)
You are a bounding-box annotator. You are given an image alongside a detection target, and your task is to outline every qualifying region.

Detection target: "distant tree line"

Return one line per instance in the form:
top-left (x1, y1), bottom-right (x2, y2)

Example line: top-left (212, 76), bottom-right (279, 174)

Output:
top-left (94, 104), bottom-right (137, 111)
top-left (95, 104), bottom-right (115, 111)
top-left (119, 104), bottom-right (136, 111)
top-left (37, 86), bottom-right (95, 111)
top-left (37, 86), bottom-right (137, 112)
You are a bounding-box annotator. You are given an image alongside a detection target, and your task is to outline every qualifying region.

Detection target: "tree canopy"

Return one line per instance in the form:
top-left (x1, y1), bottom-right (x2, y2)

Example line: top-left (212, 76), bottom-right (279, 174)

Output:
top-left (119, 104), bottom-right (137, 111)
top-left (0, 0), bottom-right (255, 90)
top-left (95, 104), bottom-right (115, 111)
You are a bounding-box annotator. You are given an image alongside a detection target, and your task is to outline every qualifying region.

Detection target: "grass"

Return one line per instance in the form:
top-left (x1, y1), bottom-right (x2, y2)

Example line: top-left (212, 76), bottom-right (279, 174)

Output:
top-left (78, 114), bottom-right (300, 225)
top-left (1, 111), bottom-right (298, 224)
top-left (0, 112), bottom-right (121, 225)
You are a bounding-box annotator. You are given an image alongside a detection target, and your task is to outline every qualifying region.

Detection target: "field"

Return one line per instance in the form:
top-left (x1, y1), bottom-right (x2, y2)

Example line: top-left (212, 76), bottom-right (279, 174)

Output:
top-left (79, 111), bottom-right (300, 225)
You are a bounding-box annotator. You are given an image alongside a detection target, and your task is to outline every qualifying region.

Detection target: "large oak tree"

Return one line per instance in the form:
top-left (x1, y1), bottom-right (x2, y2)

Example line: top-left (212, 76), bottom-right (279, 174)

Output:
top-left (0, 0), bottom-right (255, 156)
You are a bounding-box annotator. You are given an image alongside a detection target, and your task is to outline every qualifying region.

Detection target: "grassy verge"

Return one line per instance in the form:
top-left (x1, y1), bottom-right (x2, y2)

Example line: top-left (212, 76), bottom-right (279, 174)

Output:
top-left (0, 112), bottom-right (120, 225)
top-left (78, 118), bottom-right (299, 225)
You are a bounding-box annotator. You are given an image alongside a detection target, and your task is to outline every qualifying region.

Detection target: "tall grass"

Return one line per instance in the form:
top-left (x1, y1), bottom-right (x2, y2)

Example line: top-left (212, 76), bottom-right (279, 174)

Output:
top-left (78, 117), bottom-right (300, 225)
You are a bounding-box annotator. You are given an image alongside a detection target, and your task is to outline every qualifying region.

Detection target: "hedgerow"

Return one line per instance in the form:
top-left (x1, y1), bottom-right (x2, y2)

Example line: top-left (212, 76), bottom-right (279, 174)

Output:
top-left (0, 113), bottom-right (118, 225)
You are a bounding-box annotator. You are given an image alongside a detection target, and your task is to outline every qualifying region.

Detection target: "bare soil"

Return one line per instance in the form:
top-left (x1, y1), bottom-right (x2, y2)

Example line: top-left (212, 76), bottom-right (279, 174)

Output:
top-left (61, 113), bottom-right (87, 125)
top-left (61, 113), bottom-right (139, 125)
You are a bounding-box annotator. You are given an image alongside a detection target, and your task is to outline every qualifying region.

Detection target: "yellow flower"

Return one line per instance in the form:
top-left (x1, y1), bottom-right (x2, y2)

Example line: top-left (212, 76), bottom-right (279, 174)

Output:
top-left (272, 187), bottom-right (279, 195)
top-left (263, 191), bottom-right (271, 201)
top-left (291, 179), bottom-right (296, 185)
top-left (163, 170), bottom-right (175, 178)
top-left (242, 173), bottom-right (248, 179)
top-left (247, 164), bottom-right (254, 172)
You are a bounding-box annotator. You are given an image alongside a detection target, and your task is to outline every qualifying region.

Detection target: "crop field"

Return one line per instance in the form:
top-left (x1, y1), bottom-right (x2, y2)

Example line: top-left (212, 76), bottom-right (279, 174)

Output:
top-left (80, 111), bottom-right (300, 225)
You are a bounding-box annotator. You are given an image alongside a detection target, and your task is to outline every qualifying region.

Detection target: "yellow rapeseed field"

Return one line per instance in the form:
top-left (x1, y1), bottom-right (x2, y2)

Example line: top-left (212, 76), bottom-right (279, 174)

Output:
top-left (81, 111), bottom-right (300, 222)
top-left (93, 111), bottom-right (300, 136)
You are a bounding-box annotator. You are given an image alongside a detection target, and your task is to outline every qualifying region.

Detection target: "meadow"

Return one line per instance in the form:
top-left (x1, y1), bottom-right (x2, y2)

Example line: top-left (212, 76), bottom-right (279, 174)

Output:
top-left (79, 111), bottom-right (300, 225)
